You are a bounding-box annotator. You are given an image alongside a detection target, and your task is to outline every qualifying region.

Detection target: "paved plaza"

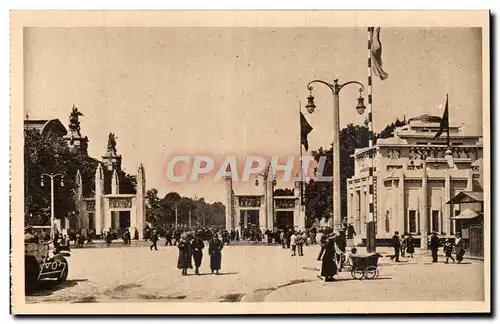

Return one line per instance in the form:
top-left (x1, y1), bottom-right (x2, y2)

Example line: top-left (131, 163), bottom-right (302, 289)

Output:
top-left (26, 242), bottom-right (484, 303)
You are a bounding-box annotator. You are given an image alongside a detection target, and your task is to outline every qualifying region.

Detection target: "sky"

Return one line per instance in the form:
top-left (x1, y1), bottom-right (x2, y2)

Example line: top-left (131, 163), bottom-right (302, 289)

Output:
top-left (24, 27), bottom-right (483, 203)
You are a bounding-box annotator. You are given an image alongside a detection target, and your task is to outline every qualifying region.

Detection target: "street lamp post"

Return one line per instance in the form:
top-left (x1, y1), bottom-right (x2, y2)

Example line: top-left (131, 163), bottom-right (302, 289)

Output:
top-left (41, 173), bottom-right (64, 241)
top-left (305, 79), bottom-right (366, 233)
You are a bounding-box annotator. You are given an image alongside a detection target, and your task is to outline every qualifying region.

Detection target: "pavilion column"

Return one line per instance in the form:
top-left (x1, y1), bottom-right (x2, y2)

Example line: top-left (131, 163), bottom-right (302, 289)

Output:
top-left (442, 170), bottom-right (451, 236)
top-left (224, 175), bottom-right (233, 230)
top-left (355, 190), bottom-right (361, 236)
top-left (94, 164), bottom-right (104, 237)
top-left (259, 193), bottom-right (266, 232)
top-left (399, 171), bottom-right (405, 234)
top-left (392, 179), bottom-right (398, 234)
top-left (347, 187), bottom-right (353, 228)
top-left (421, 159), bottom-right (429, 248)
top-left (266, 176), bottom-right (274, 230)
top-left (234, 196), bottom-right (241, 233)
top-left (361, 178), bottom-right (367, 238)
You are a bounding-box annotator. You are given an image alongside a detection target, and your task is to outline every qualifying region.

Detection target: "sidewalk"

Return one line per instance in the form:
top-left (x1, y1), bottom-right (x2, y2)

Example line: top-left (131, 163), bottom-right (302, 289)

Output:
top-left (257, 249), bottom-right (484, 302)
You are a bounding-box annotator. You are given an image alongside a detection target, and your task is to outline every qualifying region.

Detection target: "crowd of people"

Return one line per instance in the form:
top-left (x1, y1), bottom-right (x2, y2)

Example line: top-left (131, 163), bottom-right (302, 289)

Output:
top-left (147, 228), bottom-right (225, 275)
top-left (389, 231), bottom-right (466, 263)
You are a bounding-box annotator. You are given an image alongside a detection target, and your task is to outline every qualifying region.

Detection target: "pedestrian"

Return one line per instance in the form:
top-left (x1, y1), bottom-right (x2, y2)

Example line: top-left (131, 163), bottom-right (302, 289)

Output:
top-left (174, 230), bottom-right (181, 246)
top-left (444, 238), bottom-right (455, 263)
top-left (347, 223), bottom-right (356, 239)
top-left (317, 234), bottom-right (339, 282)
top-left (177, 233), bottom-right (193, 275)
top-left (209, 233), bottom-right (224, 274)
top-left (53, 233), bottom-right (62, 254)
top-left (400, 235), bottom-right (406, 258)
top-left (87, 231), bottom-right (94, 244)
top-left (165, 230), bottom-right (173, 246)
top-left (290, 231), bottom-right (297, 256)
top-left (430, 232), bottom-right (440, 263)
top-left (150, 230), bottom-right (159, 251)
top-left (335, 231), bottom-right (347, 253)
top-left (126, 229), bottom-right (131, 246)
top-left (296, 231), bottom-right (304, 256)
top-left (406, 233), bottom-right (415, 258)
top-left (105, 231), bottom-right (113, 247)
top-left (455, 233), bottom-right (466, 263)
top-left (390, 231), bottom-right (401, 262)
top-left (280, 231), bottom-right (286, 249)
top-left (192, 233), bottom-right (205, 275)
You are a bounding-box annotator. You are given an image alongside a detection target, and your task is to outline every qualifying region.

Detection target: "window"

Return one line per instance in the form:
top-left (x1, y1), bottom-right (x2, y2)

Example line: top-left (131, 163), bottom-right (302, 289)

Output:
top-left (409, 210), bottom-right (417, 233)
top-left (432, 210), bottom-right (440, 233)
top-left (417, 141), bottom-right (427, 145)
top-left (385, 212), bottom-right (390, 233)
top-left (452, 142), bottom-right (463, 146)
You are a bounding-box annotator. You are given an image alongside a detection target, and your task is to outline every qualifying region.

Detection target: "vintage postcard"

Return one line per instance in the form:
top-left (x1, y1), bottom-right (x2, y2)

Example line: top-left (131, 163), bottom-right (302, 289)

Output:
top-left (10, 10), bottom-right (490, 314)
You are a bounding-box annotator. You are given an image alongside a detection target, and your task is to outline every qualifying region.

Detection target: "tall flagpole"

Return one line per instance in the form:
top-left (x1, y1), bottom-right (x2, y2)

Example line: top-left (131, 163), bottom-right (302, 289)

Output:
top-left (367, 27), bottom-right (376, 252)
top-left (446, 94), bottom-right (450, 148)
top-left (299, 100), bottom-right (303, 205)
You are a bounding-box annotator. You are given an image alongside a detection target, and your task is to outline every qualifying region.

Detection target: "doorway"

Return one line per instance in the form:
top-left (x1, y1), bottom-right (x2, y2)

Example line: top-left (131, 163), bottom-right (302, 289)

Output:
top-left (276, 211), bottom-right (294, 230)
top-left (240, 210), bottom-right (259, 228)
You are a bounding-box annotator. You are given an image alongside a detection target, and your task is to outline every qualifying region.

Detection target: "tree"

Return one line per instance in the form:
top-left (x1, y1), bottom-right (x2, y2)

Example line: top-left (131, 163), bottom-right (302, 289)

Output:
top-left (146, 188), bottom-right (160, 224)
top-left (142, 190), bottom-right (226, 228)
top-left (120, 172), bottom-right (137, 194)
top-left (24, 129), bottom-right (77, 225)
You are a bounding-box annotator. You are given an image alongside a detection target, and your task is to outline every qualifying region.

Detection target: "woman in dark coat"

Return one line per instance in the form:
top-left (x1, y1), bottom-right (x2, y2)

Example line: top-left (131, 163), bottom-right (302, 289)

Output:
top-left (406, 234), bottom-right (415, 258)
top-left (192, 234), bottom-right (205, 275)
top-left (177, 234), bottom-right (193, 275)
top-left (455, 233), bottom-right (466, 263)
top-left (317, 234), bottom-right (338, 282)
top-left (208, 234), bottom-right (224, 274)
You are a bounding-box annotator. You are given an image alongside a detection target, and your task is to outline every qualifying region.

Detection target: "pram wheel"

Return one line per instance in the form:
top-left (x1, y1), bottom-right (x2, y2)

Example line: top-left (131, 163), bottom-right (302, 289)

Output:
top-left (351, 267), bottom-right (365, 280)
top-left (365, 266), bottom-right (378, 279)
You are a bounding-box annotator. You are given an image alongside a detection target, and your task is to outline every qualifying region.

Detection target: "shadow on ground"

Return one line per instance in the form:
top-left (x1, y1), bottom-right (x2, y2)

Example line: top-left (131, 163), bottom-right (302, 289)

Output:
top-left (26, 279), bottom-right (88, 297)
top-left (219, 293), bottom-right (245, 302)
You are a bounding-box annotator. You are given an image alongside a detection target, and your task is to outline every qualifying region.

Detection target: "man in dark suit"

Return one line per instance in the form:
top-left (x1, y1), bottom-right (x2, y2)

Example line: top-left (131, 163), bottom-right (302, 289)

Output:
top-left (430, 232), bottom-right (440, 263)
top-left (390, 231), bottom-right (401, 262)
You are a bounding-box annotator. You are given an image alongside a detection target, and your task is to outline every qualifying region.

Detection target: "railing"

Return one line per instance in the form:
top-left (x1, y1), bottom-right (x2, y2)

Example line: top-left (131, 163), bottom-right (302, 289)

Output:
top-left (468, 225), bottom-right (483, 258)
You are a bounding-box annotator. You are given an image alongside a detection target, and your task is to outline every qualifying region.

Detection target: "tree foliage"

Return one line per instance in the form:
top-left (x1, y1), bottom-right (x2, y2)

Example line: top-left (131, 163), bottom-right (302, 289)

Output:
top-left (24, 128), bottom-right (137, 226)
top-left (145, 190), bottom-right (226, 228)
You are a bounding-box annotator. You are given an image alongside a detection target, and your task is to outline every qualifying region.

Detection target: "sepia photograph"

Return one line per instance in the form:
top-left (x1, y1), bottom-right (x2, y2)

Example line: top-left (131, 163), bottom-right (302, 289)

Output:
top-left (10, 10), bottom-right (490, 314)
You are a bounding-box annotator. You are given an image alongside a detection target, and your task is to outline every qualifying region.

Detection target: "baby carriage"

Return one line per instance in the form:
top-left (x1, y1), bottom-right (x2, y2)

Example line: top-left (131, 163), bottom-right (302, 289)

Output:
top-left (349, 253), bottom-right (382, 280)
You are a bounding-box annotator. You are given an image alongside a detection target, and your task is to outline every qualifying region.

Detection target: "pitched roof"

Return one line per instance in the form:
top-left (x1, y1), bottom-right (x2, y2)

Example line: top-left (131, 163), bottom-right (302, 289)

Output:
top-left (446, 191), bottom-right (483, 204)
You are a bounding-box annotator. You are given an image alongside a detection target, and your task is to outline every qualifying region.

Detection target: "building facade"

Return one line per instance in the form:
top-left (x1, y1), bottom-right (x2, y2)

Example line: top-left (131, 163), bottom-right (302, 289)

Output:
top-left (347, 114), bottom-right (483, 246)
top-left (24, 108), bottom-right (147, 239)
top-left (224, 166), bottom-right (306, 232)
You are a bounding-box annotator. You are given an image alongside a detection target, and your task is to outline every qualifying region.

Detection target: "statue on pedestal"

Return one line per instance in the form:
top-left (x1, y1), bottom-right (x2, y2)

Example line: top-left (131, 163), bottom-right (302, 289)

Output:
top-left (69, 105), bottom-right (84, 136)
top-left (107, 133), bottom-right (117, 154)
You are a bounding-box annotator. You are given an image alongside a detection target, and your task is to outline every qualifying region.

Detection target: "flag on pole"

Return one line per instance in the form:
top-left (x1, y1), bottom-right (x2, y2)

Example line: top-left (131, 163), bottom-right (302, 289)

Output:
top-left (300, 112), bottom-right (313, 151)
top-left (434, 95), bottom-right (450, 146)
top-left (370, 27), bottom-right (389, 80)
